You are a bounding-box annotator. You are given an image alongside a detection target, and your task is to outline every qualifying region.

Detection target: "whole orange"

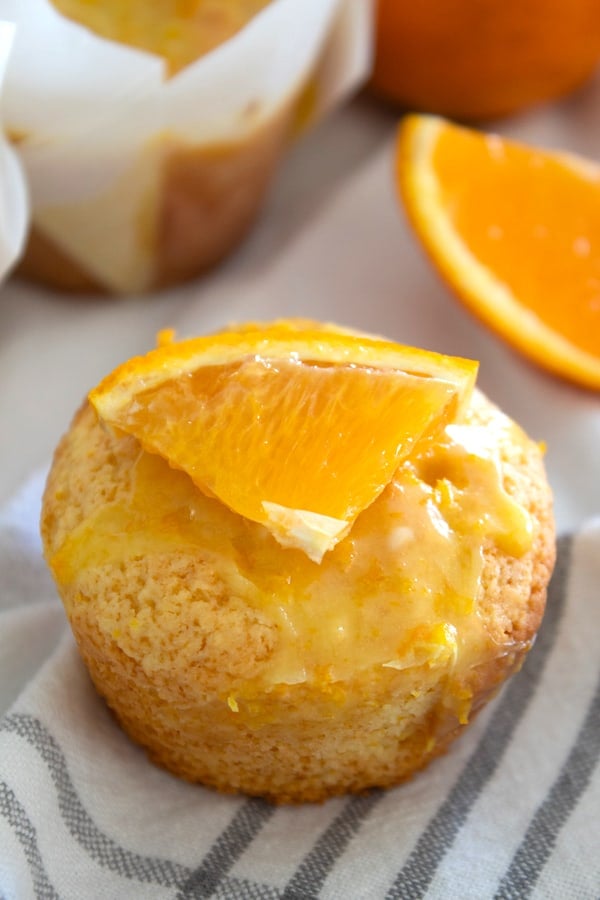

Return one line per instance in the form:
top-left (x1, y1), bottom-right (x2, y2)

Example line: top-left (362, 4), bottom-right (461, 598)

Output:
top-left (371, 0), bottom-right (600, 120)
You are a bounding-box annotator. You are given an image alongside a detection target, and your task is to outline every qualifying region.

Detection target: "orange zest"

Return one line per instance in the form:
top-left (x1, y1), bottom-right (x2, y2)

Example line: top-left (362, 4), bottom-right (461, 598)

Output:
top-left (89, 321), bottom-right (478, 562)
top-left (397, 114), bottom-right (600, 390)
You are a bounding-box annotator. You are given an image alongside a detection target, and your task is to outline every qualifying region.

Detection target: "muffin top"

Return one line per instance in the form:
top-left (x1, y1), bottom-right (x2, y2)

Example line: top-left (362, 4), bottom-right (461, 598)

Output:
top-left (50, 0), bottom-right (273, 74)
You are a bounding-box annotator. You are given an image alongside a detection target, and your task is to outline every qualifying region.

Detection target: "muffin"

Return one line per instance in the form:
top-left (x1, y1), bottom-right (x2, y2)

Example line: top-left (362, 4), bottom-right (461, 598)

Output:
top-left (41, 322), bottom-right (555, 802)
top-left (6, 0), bottom-right (366, 293)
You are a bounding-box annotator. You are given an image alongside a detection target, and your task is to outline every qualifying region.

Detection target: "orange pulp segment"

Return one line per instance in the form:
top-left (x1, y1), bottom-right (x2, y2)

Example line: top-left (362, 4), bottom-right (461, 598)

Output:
top-left (397, 114), bottom-right (600, 390)
top-left (89, 322), bottom-right (478, 561)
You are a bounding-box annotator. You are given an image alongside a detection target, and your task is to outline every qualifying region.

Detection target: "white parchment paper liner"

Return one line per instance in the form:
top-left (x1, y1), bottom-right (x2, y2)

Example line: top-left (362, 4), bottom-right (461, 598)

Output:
top-left (1, 0), bottom-right (372, 292)
top-left (0, 21), bottom-right (27, 283)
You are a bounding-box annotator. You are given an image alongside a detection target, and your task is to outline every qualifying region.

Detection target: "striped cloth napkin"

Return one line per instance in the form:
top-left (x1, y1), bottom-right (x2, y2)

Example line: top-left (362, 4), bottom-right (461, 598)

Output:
top-left (1, 470), bottom-right (598, 900)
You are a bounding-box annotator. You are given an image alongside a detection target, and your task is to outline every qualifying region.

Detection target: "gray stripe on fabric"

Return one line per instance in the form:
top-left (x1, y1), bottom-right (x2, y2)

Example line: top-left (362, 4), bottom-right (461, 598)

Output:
top-left (174, 798), bottom-right (276, 899)
top-left (0, 780), bottom-right (61, 900)
top-left (0, 713), bottom-right (192, 886)
top-left (385, 534), bottom-right (573, 900)
top-left (495, 668), bottom-right (600, 900)
top-left (215, 875), bottom-right (281, 899)
top-left (280, 791), bottom-right (383, 900)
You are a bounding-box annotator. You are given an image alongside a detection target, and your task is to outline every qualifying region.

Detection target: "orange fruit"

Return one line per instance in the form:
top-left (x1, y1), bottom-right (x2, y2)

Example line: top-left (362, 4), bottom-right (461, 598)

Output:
top-left (396, 114), bottom-right (600, 390)
top-left (89, 321), bottom-right (478, 561)
top-left (371, 0), bottom-right (600, 121)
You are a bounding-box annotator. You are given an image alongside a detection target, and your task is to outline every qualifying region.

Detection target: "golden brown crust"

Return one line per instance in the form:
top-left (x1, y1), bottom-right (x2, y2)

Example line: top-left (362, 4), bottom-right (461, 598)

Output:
top-left (155, 109), bottom-right (292, 289)
top-left (41, 391), bottom-right (555, 802)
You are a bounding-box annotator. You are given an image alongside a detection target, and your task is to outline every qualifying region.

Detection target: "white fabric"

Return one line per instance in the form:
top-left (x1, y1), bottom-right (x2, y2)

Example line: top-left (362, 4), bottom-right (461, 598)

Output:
top-left (2, 54), bottom-right (600, 900)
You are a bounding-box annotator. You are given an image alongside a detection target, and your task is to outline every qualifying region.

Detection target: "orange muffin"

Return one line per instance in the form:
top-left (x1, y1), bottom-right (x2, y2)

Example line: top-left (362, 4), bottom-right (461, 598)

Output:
top-left (41, 322), bottom-right (555, 802)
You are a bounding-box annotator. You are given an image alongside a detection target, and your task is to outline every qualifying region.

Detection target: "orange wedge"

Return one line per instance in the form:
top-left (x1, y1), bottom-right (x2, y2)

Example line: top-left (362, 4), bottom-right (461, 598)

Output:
top-left (89, 321), bottom-right (477, 562)
top-left (397, 114), bottom-right (600, 390)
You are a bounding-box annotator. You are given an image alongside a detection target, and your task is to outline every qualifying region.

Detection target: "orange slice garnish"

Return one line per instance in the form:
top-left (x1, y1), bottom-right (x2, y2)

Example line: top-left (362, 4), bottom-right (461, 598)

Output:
top-left (89, 321), bottom-right (477, 561)
top-left (397, 114), bottom-right (600, 390)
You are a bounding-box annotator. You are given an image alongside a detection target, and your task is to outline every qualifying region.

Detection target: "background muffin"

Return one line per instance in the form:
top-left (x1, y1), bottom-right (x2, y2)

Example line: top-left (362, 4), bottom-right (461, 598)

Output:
top-left (4, 0), bottom-right (369, 293)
